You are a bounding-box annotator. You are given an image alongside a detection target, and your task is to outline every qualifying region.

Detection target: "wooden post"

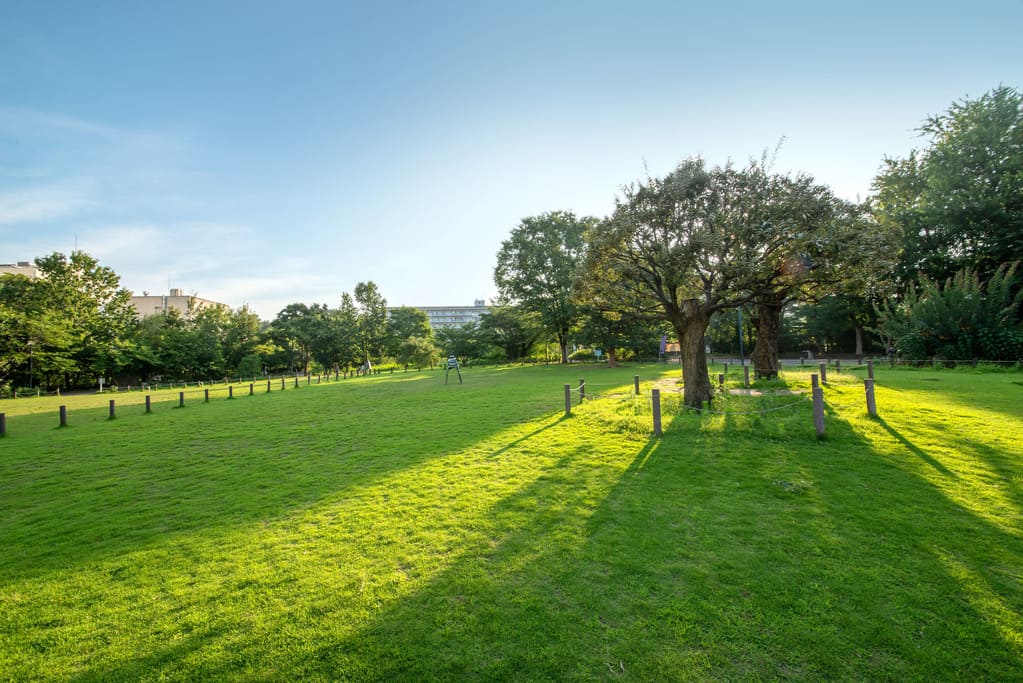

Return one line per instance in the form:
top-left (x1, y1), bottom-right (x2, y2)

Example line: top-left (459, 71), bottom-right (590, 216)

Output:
top-left (812, 387), bottom-right (825, 438)
top-left (865, 378), bottom-right (877, 417)
top-left (307, 374), bottom-right (311, 385)
top-left (0, 412), bottom-right (6, 436)
top-left (145, 395), bottom-right (152, 413)
top-left (835, 360), bottom-right (842, 374)
top-left (179, 391), bottom-right (185, 407)
top-left (652, 388), bottom-right (662, 436)
top-left (867, 361), bottom-right (874, 380)
top-left (228, 386), bottom-right (234, 399)
top-left (723, 362), bottom-right (729, 375)
top-left (281, 377), bottom-right (285, 390)
top-left (59, 405), bottom-right (68, 427)
top-left (743, 365), bottom-right (750, 388)
top-left (718, 373), bottom-right (725, 388)
top-left (579, 379), bottom-right (585, 403)
top-left (109, 399), bottom-right (116, 419)
top-left (267, 379), bottom-right (271, 393)
top-left (811, 373), bottom-right (819, 389)
top-left (819, 362), bottom-right (828, 383)
top-left (205, 388), bottom-right (210, 402)
top-left (248, 383), bottom-right (253, 396)
top-left (294, 374), bottom-right (299, 388)
top-left (564, 384), bottom-right (572, 416)
top-left (634, 375), bottom-right (640, 395)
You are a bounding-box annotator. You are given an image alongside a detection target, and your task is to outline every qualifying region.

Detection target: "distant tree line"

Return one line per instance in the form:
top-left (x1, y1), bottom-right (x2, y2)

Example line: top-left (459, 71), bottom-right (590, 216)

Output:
top-left (2, 87), bottom-right (1020, 399)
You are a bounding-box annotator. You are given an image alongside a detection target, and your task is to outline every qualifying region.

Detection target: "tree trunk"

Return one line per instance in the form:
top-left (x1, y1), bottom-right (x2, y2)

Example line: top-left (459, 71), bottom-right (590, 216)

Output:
top-left (854, 322), bottom-right (864, 357)
top-left (675, 301), bottom-right (713, 408)
top-left (606, 348), bottom-right (619, 368)
top-left (751, 295), bottom-right (783, 380)
top-left (559, 332), bottom-right (569, 364)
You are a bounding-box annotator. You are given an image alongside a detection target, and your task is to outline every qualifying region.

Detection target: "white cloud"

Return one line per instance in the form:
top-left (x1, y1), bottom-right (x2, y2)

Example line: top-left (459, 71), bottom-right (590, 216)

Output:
top-left (0, 180), bottom-right (99, 225)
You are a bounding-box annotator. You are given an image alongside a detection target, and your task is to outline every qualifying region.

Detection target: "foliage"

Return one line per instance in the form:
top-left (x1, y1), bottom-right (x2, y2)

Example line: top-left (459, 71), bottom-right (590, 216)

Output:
top-left (580, 157), bottom-right (824, 405)
top-left (575, 308), bottom-right (662, 365)
top-left (386, 306), bottom-right (432, 357)
top-left (745, 176), bottom-right (888, 376)
top-left (494, 211), bottom-right (595, 363)
top-left (873, 85), bottom-right (1023, 283)
top-left (354, 281), bottom-right (389, 362)
top-left (476, 305), bottom-right (542, 361)
top-left (876, 263), bottom-right (1023, 361)
top-left (237, 353), bottom-right (263, 378)
top-left (435, 323), bottom-right (481, 365)
top-left (397, 335), bottom-right (440, 370)
top-left (0, 252), bottom-right (137, 389)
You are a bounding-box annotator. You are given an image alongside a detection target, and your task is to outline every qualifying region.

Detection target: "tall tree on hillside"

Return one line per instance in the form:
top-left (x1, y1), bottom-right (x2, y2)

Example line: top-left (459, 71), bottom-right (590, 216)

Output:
top-left (494, 211), bottom-right (596, 363)
top-left (873, 85), bottom-right (1023, 284)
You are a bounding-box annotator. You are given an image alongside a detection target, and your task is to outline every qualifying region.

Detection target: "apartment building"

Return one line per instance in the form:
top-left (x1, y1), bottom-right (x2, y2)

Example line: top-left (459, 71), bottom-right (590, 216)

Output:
top-left (128, 288), bottom-right (229, 320)
top-left (395, 300), bottom-right (490, 330)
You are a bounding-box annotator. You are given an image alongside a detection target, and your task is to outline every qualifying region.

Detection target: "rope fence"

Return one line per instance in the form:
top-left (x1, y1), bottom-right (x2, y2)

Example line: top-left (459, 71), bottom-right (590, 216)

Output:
top-left (560, 370), bottom-right (886, 440)
top-left (0, 369), bottom-right (382, 436)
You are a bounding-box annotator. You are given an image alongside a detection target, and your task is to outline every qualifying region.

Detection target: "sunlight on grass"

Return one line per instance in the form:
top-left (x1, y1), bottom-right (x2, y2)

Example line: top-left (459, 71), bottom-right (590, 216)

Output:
top-left (1, 363), bottom-right (1021, 680)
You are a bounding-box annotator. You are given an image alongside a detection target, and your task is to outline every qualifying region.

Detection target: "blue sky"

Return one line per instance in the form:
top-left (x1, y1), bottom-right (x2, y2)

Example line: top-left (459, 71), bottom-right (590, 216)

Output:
top-left (2, 1), bottom-right (1021, 319)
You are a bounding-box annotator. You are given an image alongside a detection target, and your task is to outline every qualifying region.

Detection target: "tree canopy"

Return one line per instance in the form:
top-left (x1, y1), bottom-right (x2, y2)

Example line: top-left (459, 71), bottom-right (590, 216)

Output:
top-left (873, 85), bottom-right (1023, 283)
top-left (494, 211), bottom-right (595, 363)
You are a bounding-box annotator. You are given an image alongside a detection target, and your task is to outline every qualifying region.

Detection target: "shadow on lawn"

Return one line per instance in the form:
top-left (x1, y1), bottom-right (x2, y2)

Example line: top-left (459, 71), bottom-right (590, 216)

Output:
top-left (273, 403), bottom-right (1020, 679)
top-left (52, 369), bottom-right (1023, 680)
top-left (0, 375), bottom-right (570, 580)
top-left (875, 417), bottom-right (956, 477)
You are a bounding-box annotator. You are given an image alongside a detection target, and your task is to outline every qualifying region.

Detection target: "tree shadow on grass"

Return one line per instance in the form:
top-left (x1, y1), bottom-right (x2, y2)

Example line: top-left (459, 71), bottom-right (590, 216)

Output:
top-left (59, 396), bottom-right (1023, 681)
top-left (875, 417), bottom-right (956, 478)
top-left (0, 376), bottom-right (572, 581)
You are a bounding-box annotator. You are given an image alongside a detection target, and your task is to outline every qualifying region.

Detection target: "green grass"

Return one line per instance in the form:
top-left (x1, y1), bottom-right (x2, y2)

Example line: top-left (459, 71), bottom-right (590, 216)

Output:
top-left (1, 363), bottom-right (1021, 680)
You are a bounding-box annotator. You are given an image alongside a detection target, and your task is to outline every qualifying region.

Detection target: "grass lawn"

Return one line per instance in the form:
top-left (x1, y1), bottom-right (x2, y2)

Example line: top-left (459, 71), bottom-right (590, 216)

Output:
top-left (1, 363), bottom-right (1021, 680)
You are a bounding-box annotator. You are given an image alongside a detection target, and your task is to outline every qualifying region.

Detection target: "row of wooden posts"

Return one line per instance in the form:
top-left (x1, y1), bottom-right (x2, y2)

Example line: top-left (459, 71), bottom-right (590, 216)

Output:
top-left (563, 367), bottom-right (879, 438)
top-left (0, 373), bottom-right (335, 436)
top-left (719, 360), bottom-right (875, 388)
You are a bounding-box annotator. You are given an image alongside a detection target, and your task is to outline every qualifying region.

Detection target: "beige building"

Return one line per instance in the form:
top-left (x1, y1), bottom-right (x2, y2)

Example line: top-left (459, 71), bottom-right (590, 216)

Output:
top-left (398, 300), bottom-right (490, 330)
top-left (0, 261), bottom-right (41, 279)
top-left (129, 288), bottom-right (229, 320)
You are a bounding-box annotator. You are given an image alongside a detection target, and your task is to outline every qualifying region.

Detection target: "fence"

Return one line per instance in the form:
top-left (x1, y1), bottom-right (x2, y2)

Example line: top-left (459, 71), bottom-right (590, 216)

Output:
top-left (0, 370), bottom-right (365, 436)
top-left (560, 369), bottom-right (884, 440)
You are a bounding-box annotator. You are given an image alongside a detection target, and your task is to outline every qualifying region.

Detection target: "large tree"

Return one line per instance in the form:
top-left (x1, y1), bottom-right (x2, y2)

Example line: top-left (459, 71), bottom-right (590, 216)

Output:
top-left (745, 179), bottom-right (886, 378)
top-left (494, 211), bottom-right (595, 363)
top-left (0, 251), bottom-right (137, 388)
top-left (579, 158), bottom-right (810, 407)
top-left (873, 85), bottom-right (1023, 284)
top-left (385, 306), bottom-right (432, 357)
top-left (354, 281), bottom-right (389, 363)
